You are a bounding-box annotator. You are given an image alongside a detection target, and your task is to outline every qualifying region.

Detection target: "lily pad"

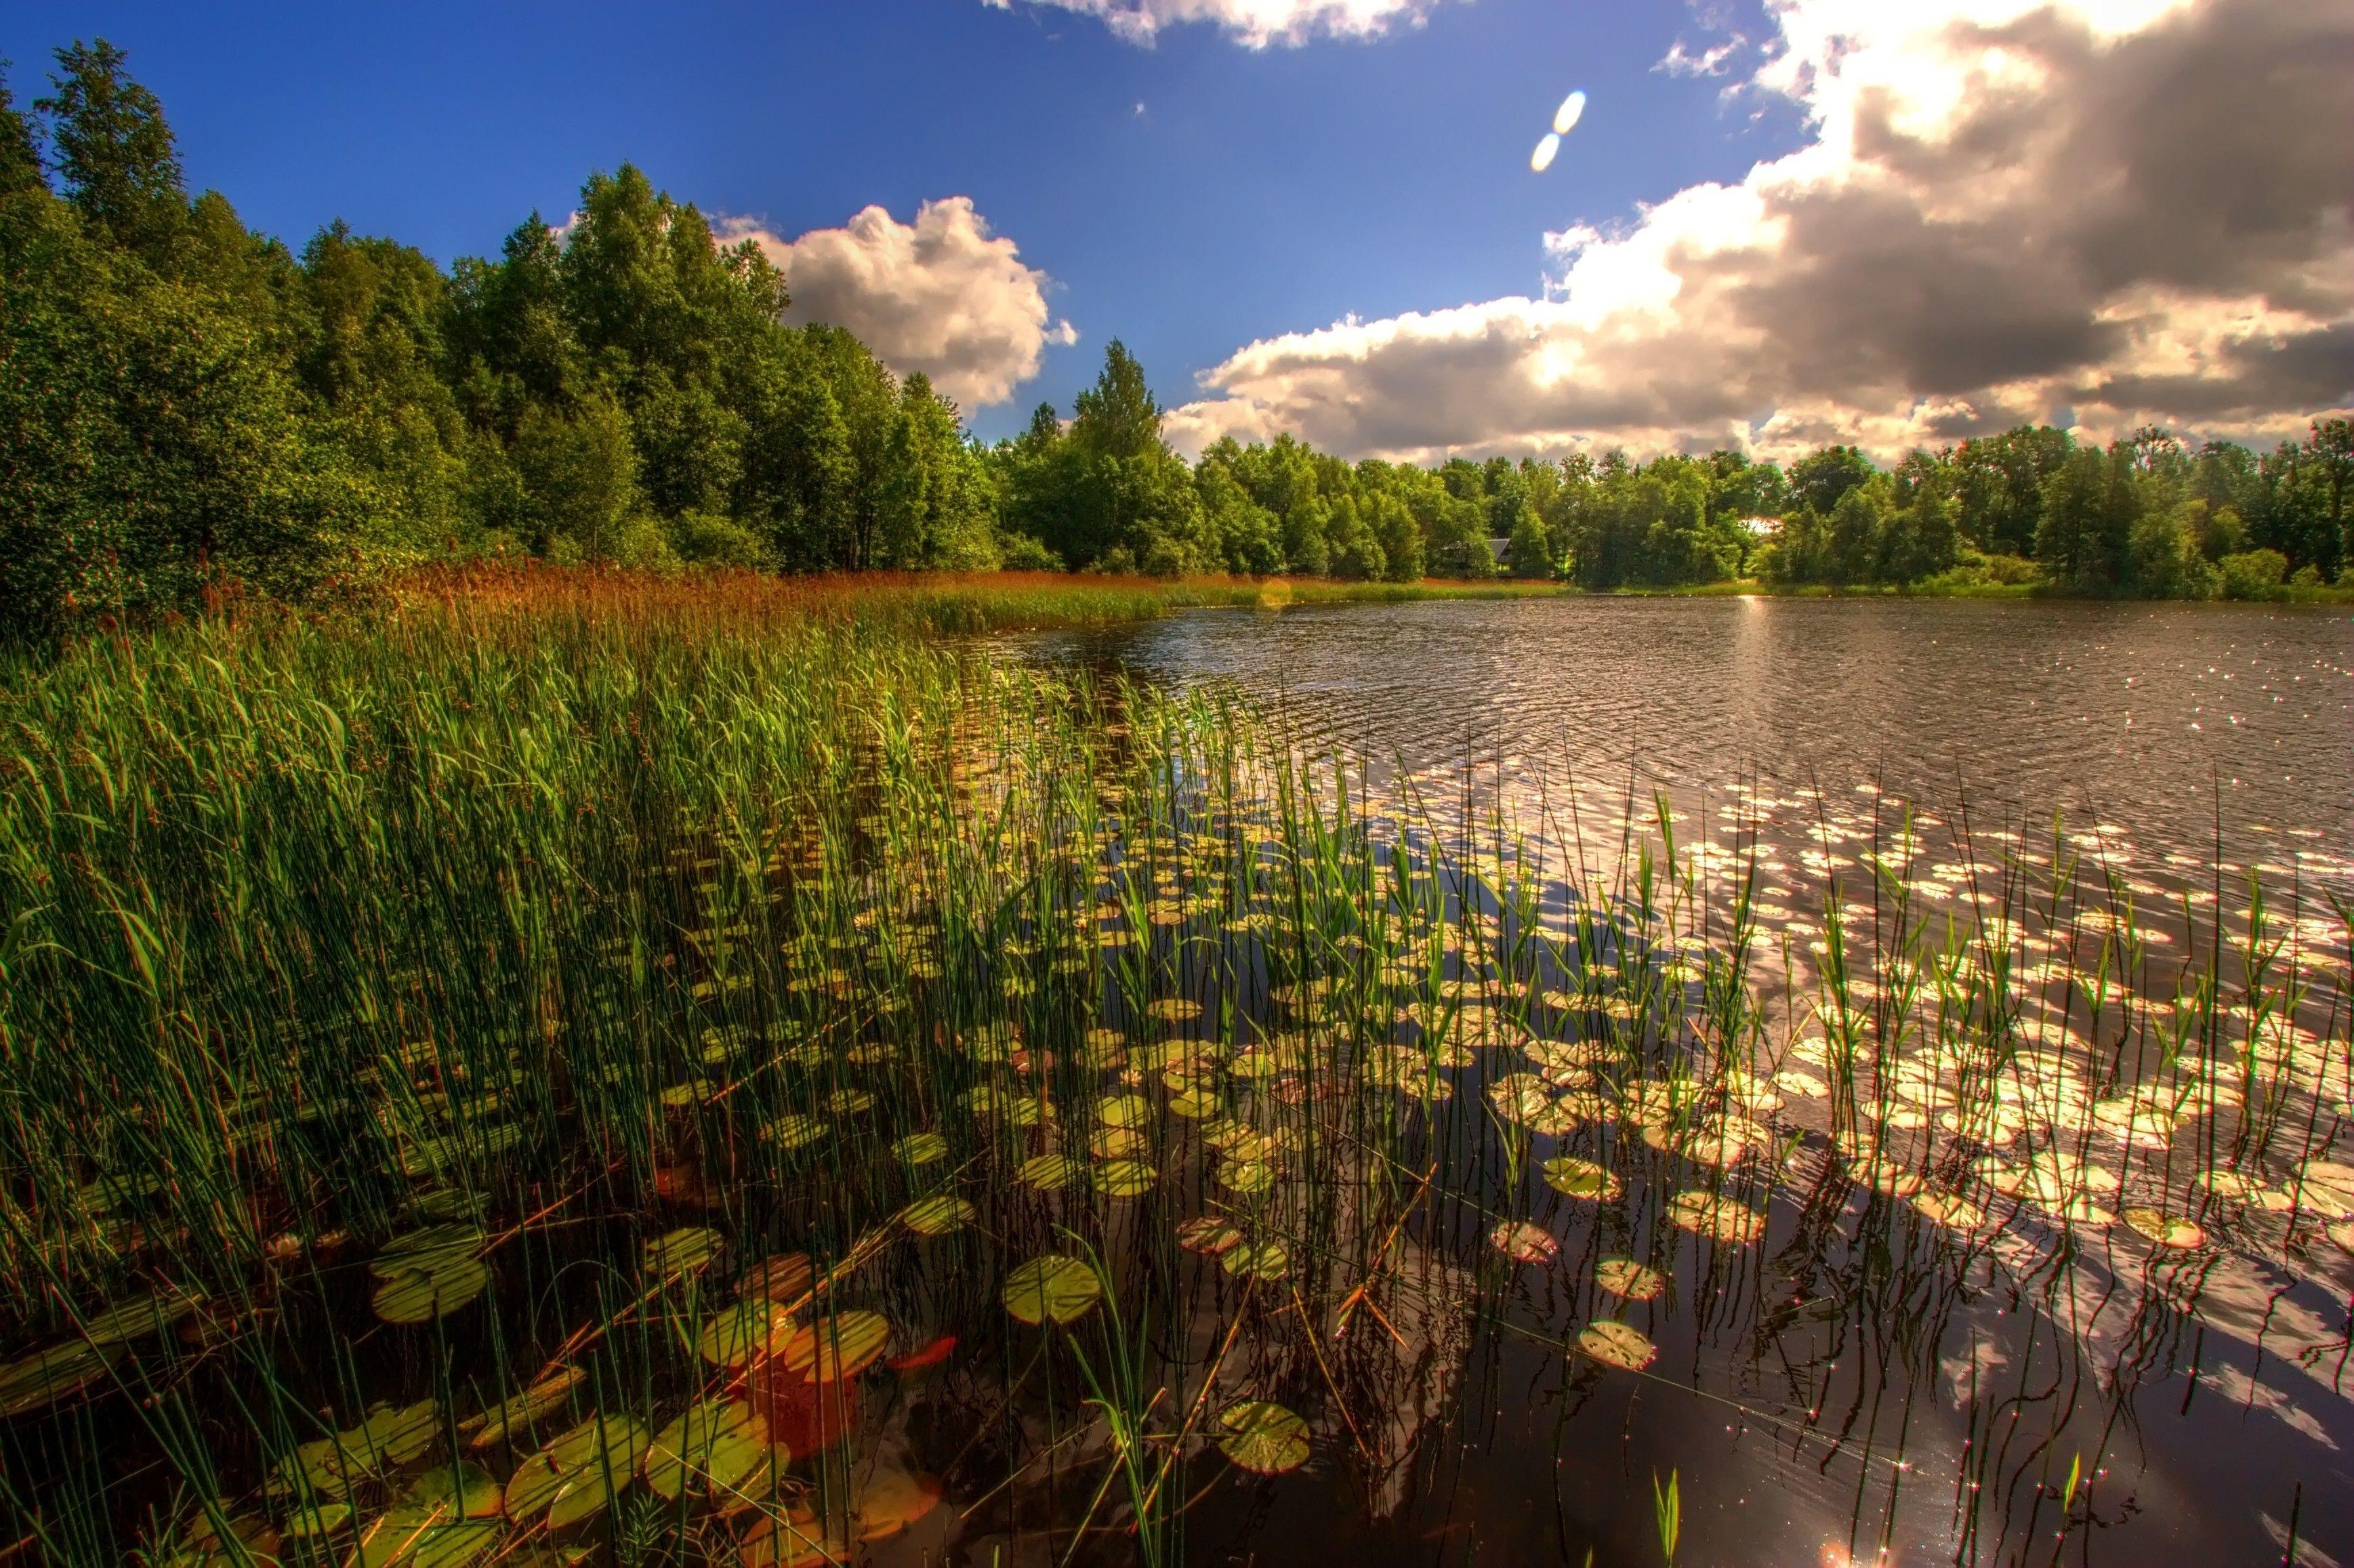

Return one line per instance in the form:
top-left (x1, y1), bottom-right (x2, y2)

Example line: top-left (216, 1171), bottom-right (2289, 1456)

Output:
top-left (852, 1465), bottom-right (945, 1540)
top-left (1217, 1401), bottom-right (1310, 1475)
top-left (348, 1512), bottom-right (501, 1568)
top-left (1177, 1216), bottom-right (1244, 1256)
top-left (1576, 1320), bottom-right (1656, 1372)
top-left (400, 1462), bottom-right (504, 1519)
top-left (900, 1195), bottom-right (976, 1237)
top-left (76, 1288), bottom-right (204, 1348)
top-left (1665, 1190), bottom-right (1767, 1245)
top-left (644, 1226), bottom-right (726, 1281)
top-left (463, 1367), bottom-right (583, 1449)
top-left (1542, 1156), bottom-right (1624, 1203)
top-left (371, 1257), bottom-right (491, 1325)
top-left (1019, 1152), bottom-right (1080, 1192)
top-left (894, 1132), bottom-right (948, 1166)
top-left (739, 1509), bottom-right (851, 1568)
top-left (777, 1310), bottom-right (892, 1382)
top-left (1003, 1256), bottom-right (1102, 1325)
top-left (644, 1399), bottom-right (774, 1502)
top-left (503, 1415), bottom-right (650, 1529)
top-left (1220, 1160), bottom-right (1277, 1196)
top-left (766, 1115), bottom-right (829, 1152)
top-left (2122, 1208), bottom-right (2205, 1250)
top-left (1222, 1239), bottom-right (1291, 1282)
top-left (697, 1299), bottom-right (798, 1369)
top-left (741, 1252), bottom-right (815, 1304)
top-left (1096, 1093), bottom-right (1151, 1128)
top-left (1594, 1258), bottom-right (1664, 1300)
top-left (0, 1338), bottom-right (119, 1418)
top-left (1096, 1158), bottom-right (1157, 1198)
top-left (1490, 1221), bottom-right (1558, 1265)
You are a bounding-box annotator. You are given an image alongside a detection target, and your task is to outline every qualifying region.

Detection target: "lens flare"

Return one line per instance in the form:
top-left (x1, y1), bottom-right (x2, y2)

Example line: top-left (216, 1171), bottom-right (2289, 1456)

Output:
top-left (1529, 132), bottom-right (1561, 173)
top-left (1552, 89), bottom-right (1587, 136)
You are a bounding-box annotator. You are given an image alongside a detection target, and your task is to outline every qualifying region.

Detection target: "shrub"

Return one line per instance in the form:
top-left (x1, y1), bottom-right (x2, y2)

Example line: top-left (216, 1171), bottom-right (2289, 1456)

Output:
top-left (2216, 548), bottom-right (2288, 600)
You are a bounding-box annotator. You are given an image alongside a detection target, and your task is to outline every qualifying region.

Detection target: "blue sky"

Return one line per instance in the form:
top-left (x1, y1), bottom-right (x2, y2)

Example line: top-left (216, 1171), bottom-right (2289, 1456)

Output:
top-left (3, 1), bottom-right (2345, 460)
top-left (0, 0), bottom-right (1802, 441)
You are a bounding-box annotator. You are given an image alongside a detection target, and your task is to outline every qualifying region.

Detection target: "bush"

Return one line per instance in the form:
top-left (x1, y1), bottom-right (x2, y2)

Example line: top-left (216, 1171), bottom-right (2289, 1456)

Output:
top-left (2216, 548), bottom-right (2288, 600)
top-left (669, 510), bottom-right (772, 571)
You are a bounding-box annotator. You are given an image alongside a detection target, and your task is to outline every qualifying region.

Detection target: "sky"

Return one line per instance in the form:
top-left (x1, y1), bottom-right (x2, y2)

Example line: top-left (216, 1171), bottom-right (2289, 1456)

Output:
top-left (3, 0), bottom-right (2348, 461)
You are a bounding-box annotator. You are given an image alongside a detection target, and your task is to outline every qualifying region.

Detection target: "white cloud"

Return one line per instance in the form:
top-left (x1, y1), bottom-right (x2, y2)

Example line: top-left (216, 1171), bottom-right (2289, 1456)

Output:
top-left (1655, 35), bottom-right (1746, 77)
top-left (1167, 0), bottom-right (2354, 464)
top-left (981, 0), bottom-right (1447, 48)
top-left (726, 199), bottom-right (1077, 409)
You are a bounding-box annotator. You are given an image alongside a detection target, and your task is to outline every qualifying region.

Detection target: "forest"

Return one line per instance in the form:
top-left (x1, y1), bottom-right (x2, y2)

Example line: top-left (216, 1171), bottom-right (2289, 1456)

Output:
top-left (3, 40), bottom-right (2349, 640)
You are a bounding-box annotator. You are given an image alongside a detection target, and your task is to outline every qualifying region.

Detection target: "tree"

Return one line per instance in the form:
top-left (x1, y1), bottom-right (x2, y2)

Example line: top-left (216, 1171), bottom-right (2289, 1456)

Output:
top-left (2036, 445), bottom-right (2134, 589)
top-left (1071, 339), bottom-right (1162, 463)
top-left (37, 39), bottom-right (185, 263)
top-left (0, 68), bottom-right (43, 198)
top-left (1788, 446), bottom-right (1875, 518)
top-left (2309, 418), bottom-right (2353, 573)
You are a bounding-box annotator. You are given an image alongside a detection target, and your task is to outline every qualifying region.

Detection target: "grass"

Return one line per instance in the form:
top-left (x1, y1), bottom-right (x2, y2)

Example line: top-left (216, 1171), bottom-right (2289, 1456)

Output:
top-left (0, 569), bottom-right (2342, 1567)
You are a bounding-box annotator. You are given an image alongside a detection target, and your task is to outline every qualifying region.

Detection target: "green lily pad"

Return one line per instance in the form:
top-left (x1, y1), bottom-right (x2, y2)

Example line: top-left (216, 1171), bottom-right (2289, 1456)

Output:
top-left (280, 1500), bottom-right (354, 1542)
top-left (1222, 1239), bottom-right (1290, 1282)
top-left (1542, 1156), bottom-right (1623, 1202)
top-left (1096, 1094), bottom-right (1151, 1128)
top-left (644, 1226), bottom-right (725, 1280)
top-left (643, 1400), bottom-right (772, 1502)
top-left (1002, 1256), bottom-right (1102, 1326)
top-left (348, 1511), bottom-right (501, 1568)
top-left (0, 1338), bottom-right (119, 1418)
top-left (696, 1299), bottom-right (797, 1369)
top-left (1096, 1158), bottom-right (1157, 1198)
top-left (1217, 1401), bottom-right (1310, 1475)
top-left (778, 1310), bottom-right (892, 1382)
top-left (354, 1400), bottom-right (442, 1466)
top-left (503, 1415), bottom-right (649, 1528)
top-left (77, 1288), bottom-right (204, 1348)
top-left (1019, 1153), bottom-right (1079, 1192)
top-left (899, 1195), bottom-right (976, 1237)
top-left (463, 1366), bottom-right (582, 1450)
top-left (370, 1225), bottom-right (484, 1278)
top-left (371, 1257), bottom-right (491, 1325)
top-left (400, 1462), bottom-right (503, 1519)
top-left (766, 1115), bottom-right (829, 1152)
top-left (1220, 1160), bottom-right (1276, 1196)
top-left (894, 1132), bottom-right (948, 1166)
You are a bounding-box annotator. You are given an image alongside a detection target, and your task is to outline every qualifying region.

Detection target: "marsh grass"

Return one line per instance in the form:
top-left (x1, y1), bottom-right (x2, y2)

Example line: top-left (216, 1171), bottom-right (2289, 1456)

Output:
top-left (0, 571), bottom-right (2342, 1566)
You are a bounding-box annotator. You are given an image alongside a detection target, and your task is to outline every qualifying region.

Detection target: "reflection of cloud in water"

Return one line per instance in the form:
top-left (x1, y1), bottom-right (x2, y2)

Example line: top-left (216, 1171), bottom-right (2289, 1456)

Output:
top-left (2204, 1363), bottom-right (2338, 1451)
top-left (2264, 1512), bottom-right (2342, 1568)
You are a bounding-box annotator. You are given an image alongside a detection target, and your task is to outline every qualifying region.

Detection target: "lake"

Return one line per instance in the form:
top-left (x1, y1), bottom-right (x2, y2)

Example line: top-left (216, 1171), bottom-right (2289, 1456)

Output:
top-left (1020, 594), bottom-right (2353, 879)
top-left (993, 595), bottom-right (2354, 1568)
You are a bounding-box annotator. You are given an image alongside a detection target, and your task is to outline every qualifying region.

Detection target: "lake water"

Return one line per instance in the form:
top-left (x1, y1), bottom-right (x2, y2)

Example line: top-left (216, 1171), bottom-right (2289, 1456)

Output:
top-left (1021, 595), bottom-right (2353, 880)
top-left (990, 596), bottom-right (2354, 1568)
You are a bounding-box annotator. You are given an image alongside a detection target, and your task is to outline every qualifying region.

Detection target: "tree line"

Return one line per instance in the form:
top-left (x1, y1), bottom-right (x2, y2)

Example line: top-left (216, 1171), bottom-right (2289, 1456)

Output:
top-left (3, 42), bottom-right (2347, 639)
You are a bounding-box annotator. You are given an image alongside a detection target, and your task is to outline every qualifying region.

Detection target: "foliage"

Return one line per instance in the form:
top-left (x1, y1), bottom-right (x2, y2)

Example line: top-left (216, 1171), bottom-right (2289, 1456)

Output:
top-left (0, 41), bottom-right (2345, 637)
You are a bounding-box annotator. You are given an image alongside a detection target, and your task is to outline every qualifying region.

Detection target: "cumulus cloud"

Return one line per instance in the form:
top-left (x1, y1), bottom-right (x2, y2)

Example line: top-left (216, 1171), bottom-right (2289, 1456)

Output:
top-left (1167, 0), bottom-right (2354, 463)
top-left (726, 199), bottom-right (1076, 409)
top-left (981, 0), bottom-right (1447, 48)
